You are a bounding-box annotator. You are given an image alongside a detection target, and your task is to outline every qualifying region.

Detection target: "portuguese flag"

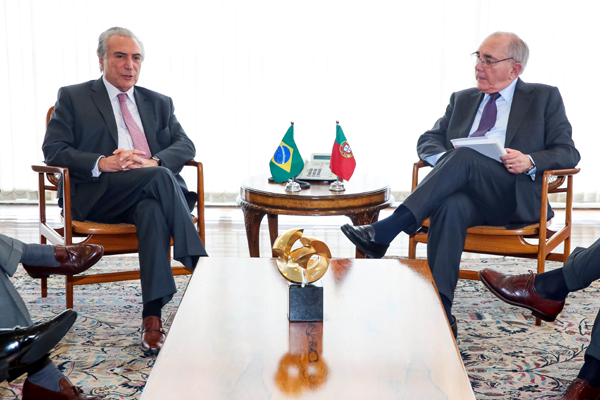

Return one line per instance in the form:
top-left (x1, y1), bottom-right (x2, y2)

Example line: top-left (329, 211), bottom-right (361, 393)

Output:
top-left (270, 123), bottom-right (304, 183)
top-left (330, 123), bottom-right (356, 180)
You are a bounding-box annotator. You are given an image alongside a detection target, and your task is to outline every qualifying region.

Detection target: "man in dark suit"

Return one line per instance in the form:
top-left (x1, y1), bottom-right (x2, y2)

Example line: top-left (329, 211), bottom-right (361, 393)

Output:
top-left (43, 27), bottom-right (208, 356)
top-left (1, 233), bottom-right (104, 399)
top-left (341, 32), bottom-right (580, 336)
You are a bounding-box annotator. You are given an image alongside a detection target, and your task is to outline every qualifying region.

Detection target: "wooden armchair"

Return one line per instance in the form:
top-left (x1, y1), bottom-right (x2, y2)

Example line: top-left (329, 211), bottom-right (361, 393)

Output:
top-left (408, 160), bottom-right (579, 325)
top-left (32, 107), bottom-right (205, 309)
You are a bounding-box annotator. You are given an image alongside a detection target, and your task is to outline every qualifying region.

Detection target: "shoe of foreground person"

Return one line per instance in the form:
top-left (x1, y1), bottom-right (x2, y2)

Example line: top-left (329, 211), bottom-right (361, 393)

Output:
top-left (0, 310), bottom-right (77, 382)
top-left (559, 378), bottom-right (600, 400)
top-left (22, 245), bottom-right (104, 278)
top-left (479, 269), bottom-right (565, 322)
top-left (23, 376), bottom-right (101, 400)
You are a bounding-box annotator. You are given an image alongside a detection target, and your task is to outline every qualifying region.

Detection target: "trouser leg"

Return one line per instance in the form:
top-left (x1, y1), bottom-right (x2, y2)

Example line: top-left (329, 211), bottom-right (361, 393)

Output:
top-left (562, 238), bottom-right (600, 292)
top-left (556, 238), bottom-right (600, 359)
top-left (427, 192), bottom-right (486, 304)
top-left (129, 198), bottom-right (175, 305)
top-left (130, 169), bottom-right (207, 269)
top-left (0, 233), bottom-right (24, 277)
top-left (0, 276), bottom-right (33, 328)
top-left (86, 167), bottom-right (207, 269)
top-left (403, 147), bottom-right (516, 228)
top-left (587, 312), bottom-right (600, 361)
top-left (0, 235), bottom-right (32, 328)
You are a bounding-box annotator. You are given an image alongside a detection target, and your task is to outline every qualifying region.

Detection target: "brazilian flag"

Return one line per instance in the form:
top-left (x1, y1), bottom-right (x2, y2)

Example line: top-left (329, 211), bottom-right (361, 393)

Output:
top-left (270, 124), bottom-right (304, 183)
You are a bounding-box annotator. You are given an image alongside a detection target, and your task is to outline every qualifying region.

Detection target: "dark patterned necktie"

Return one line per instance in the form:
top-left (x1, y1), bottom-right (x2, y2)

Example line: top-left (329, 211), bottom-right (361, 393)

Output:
top-left (117, 93), bottom-right (151, 158)
top-left (471, 92), bottom-right (501, 137)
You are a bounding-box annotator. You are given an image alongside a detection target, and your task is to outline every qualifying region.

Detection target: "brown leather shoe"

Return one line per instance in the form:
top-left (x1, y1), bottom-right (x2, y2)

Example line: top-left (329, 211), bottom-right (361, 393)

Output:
top-left (22, 245), bottom-right (104, 279)
top-left (22, 376), bottom-right (100, 399)
top-left (140, 316), bottom-right (166, 356)
top-left (560, 378), bottom-right (600, 400)
top-left (479, 269), bottom-right (565, 322)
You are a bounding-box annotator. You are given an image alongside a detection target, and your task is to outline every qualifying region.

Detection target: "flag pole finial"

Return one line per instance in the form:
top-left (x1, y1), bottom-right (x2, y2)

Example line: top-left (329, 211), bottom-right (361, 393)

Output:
top-left (290, 121), bottom-right (294, 126)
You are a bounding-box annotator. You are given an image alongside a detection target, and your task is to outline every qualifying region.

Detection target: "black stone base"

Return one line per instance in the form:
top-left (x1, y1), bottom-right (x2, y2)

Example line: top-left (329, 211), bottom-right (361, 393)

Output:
top-left (288, 281), bottom-right (323, 322)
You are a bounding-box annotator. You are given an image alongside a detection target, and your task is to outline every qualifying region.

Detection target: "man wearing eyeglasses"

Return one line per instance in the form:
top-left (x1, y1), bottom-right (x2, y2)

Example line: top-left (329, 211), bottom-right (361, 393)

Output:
top-left (341, 33), bottom-right (579, 334)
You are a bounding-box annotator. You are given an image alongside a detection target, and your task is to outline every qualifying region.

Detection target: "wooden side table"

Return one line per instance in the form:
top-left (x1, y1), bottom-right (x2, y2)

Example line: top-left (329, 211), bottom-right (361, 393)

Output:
top-left (236, 174), bottom-right (394, 257)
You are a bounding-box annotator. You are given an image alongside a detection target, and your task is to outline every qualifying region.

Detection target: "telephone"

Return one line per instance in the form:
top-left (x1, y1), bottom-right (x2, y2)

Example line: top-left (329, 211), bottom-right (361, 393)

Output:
top-left (296, 153), bottom-right (337, 181)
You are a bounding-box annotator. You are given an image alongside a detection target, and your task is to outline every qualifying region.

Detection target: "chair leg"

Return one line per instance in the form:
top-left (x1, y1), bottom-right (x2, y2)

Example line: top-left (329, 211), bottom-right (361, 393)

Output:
top-left (534, 253), bottom-right (547, 326)
top-left (408, 238), bottom-right (416, 259)
top-left (66, 276), bottom-right (74, 309)
top-left (41, 278), bottom-right (48, 298)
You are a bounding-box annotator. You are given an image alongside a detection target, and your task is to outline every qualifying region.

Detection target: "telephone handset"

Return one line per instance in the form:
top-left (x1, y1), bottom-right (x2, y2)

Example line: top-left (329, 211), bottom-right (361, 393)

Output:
top-left (296, 153), bottom-right (337, 181)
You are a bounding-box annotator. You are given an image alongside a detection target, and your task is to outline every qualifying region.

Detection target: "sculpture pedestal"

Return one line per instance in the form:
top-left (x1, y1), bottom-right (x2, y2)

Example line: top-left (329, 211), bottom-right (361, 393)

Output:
top-left (288, 281), bottom-right (323, 322)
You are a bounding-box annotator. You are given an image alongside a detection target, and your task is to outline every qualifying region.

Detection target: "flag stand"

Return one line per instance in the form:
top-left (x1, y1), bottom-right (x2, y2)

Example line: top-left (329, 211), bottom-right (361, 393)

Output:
top-left (329, 176), bottom-right (345, 192)
top-left (285, 177), bottom-right (302, 192)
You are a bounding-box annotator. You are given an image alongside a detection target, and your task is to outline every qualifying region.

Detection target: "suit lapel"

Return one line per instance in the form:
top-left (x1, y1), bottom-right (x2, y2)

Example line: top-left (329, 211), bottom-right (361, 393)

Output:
top-left (456, 91), bottom-right (484, 139)
top-left (134, 89), bottom-right (157, 155)
top-left (90, 78), bottom-right (119, 146)
top-left (505, 79), bottom-right (533, 147)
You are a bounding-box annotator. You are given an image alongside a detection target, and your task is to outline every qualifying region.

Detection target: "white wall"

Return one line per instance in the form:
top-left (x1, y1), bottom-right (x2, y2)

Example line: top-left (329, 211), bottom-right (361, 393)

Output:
top-left (0, 0), bottom-right (597, 202)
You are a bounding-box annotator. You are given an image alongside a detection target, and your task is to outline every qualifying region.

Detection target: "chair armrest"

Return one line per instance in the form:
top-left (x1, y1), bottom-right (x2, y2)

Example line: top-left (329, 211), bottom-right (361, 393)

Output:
top-left (184, 160), bottom-right (205, 244)
top-left (31, 164), bottom-right (69, 175)
top-left (31, 163), bottom-right (73, 244)
top-left (538, 168), bottom-right (580, 244)
top-left (411, 160), bottom-right (428, 192)
top-left (544, 168), bottom-right (580, 177)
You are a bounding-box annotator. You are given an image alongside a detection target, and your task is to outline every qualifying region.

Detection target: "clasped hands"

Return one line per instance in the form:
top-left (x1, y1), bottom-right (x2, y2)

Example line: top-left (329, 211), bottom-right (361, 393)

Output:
top-left (98, 149), bottom-right (159, 172)
top-left (500, 148), bottom-right (533, 174)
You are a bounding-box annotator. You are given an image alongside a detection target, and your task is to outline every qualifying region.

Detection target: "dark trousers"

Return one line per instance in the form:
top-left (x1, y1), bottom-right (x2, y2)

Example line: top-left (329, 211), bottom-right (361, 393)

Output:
top-left (0, 234), bottom-right (32, 328)
top-left (562, 240), bottom-right (600, 360)
top-left (86, 167), bottom-right (207, 306)
top-left (403, 148), bottom-right (517, 304)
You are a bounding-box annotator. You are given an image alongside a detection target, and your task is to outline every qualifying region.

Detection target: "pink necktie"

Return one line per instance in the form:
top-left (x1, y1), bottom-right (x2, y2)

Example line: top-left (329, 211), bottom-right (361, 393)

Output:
top-left (117, 93), bottom-right (151, 159)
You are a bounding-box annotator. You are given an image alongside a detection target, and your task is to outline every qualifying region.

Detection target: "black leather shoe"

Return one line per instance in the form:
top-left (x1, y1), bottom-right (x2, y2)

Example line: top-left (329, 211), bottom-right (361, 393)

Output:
top-left (0, 309), bottom-right (77, 382)
top-left (340, 224), bottom-right (389, 259)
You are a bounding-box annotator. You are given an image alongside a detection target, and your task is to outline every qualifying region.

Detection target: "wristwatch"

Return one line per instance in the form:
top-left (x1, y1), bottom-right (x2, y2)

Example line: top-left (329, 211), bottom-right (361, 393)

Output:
top-left (151, 156), bottom-right (162, 166)
top-left (525, 163), bottom-right (535, 173)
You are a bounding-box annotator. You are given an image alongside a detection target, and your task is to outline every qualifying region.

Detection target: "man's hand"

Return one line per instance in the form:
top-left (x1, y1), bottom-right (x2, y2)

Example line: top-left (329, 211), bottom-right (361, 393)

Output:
top-left (98, 149), bottom-right (159, 172)
top-left (500, 148), bottom-right (533, 174)
top-left (114, 149), bottom-right (159, 169)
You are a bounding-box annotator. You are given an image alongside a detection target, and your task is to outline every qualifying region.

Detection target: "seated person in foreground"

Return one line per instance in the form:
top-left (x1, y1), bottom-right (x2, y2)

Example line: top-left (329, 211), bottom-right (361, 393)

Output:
top-left (42, 27), bottom-right (208, 356)
top-left (341, 32), bottom-right (580, 337)
top-left (1, 233), bottom-right (103, 399)
top-left (479, 238), bottom-right (600, 400)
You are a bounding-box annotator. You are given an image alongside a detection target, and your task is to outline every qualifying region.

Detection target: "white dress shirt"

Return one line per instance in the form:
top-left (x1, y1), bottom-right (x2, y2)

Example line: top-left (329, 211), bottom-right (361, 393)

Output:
top-left (92, 76), bottom-right (147, 177)
top-left (424, 78), bottom-right (536, 179)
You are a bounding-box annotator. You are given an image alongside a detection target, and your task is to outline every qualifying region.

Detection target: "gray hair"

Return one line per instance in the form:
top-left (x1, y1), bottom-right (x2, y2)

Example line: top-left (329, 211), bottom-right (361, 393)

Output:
top-left (488, 32), bottom-right (529, 75)
top-left (97, 27), bottom-right (145, 61)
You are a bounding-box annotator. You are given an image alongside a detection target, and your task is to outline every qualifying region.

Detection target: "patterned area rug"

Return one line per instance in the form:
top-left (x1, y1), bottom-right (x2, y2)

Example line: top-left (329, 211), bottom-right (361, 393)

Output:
top-left (0, 256), bottom-right (189, 400)
top-left (0, 257), bottom-right (597, 399)
top-left (455, 258), bottom-right (598, 400)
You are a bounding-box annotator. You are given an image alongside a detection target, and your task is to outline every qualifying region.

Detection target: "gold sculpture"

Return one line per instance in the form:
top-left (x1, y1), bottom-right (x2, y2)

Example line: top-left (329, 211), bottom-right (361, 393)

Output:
top-left (273, 228), bottom-right (331, 285)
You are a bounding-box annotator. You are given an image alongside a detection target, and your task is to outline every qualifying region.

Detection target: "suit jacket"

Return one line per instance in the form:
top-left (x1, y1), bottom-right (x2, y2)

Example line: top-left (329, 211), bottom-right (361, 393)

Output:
top-left (416, 78), bottom-right (580, 225)
top-left (43, 78), bottom-right (196, 221)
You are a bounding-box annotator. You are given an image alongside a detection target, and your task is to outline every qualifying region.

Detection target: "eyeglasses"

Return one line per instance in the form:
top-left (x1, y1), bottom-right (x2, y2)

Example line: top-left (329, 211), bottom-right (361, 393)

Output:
top-left (471, 52), bottom-right (514, 68)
